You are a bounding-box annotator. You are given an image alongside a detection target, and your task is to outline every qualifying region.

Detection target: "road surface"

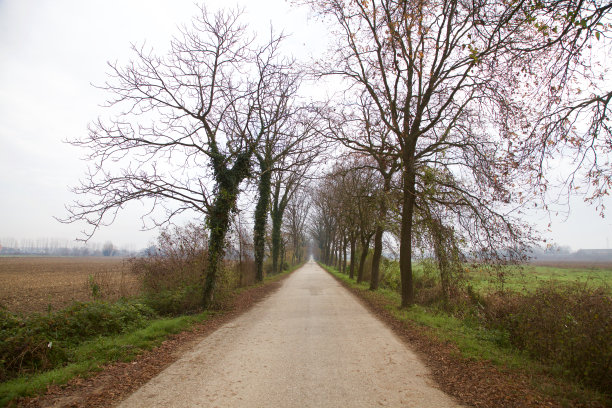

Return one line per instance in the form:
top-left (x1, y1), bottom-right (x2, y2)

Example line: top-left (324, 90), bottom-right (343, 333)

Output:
top-left (118, 261), bottom-right (461, 407)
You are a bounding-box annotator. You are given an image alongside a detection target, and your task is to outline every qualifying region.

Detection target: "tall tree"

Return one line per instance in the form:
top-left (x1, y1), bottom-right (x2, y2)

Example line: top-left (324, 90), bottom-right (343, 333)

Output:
top-left (304, 0), bottom-right (611, 307)
top-left (62, 6), bottom-right (289, 307)
top-left (284, 187), bottom-right (310, 264)
top-left (252, 65), bottom-right (304, 281)
top-left (269, 149), bottom-right (317, 274)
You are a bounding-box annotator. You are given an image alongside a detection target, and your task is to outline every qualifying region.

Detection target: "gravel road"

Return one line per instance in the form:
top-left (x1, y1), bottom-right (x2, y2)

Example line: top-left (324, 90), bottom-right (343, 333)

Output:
top-left (117, 261), bottom-right (462, 407)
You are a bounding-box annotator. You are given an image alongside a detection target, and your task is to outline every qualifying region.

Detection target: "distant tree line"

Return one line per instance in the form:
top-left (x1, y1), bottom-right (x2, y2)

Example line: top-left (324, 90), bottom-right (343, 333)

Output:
top-left (0, 239), bottom-right (132, 257)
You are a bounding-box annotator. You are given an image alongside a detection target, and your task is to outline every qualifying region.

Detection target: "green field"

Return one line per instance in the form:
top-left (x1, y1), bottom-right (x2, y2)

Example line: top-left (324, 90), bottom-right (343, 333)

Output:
top-left (409, 261), bottom-right (612, 293)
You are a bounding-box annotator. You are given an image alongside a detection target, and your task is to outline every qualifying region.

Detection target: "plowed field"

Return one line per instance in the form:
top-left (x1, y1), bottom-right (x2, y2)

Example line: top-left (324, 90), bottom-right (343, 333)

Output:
top-left (0, 257), bottom-right (138, 315)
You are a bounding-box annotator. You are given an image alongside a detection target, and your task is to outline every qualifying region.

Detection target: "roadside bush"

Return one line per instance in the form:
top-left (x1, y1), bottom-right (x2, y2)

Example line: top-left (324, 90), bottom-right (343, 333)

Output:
top-left (414, 259), bottom-right (444, 305)
top-left (130, 223), bottom-right (207, 315)
top-left (207, 262), bottom-right (241, 310)
top-left (37, 300), bottom-right (156, 342)
top-left (142, 285), bottom-right (202, 316)
top-left (83, 265), bottom-right (138, 301)
top-left (0, 300), bottom-right (156, 381)
top-left (237, 257), bottom-right (257, 287)
top-left (379, 259), bottom-right (452, 305)
top-left (379, 258), bottom-right (401, 291)
top-left (484, 283), bottom-right (612, 394)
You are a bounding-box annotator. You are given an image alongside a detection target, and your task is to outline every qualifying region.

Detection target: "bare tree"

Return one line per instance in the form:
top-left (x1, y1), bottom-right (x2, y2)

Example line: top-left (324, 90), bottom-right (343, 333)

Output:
top-left (252, 71), bottom-right (318, 280)
top-left (338, 161), bottom-right (380, 283)
top-left (310, 158), bottom-right (382, 281)
top-left (310, 179), bottom-right (338, 265)
top-left (304, 0), bottom-right (610, 306)
top-left (284, 187), bottom-right (310, 264)
top-left (269, 140), bottom-right (320, 274)
top-left (62, 6), bottom-right (290, 306)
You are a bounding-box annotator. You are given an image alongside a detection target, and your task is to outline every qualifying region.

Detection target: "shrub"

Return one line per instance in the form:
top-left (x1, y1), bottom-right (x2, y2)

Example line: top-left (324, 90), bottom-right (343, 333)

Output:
top-left (414, 259), bottom-right (444, 305)
top-left (237, 257), bottom-right (257, 287)
top-left (379, 258), bottom-right (401, 291)
top-left (83, 265), bottom-right (137, 301)
top-left (130, 223), bottom-right (207, 315)
top-left (0, 300), bottom-right (156, 381)
top-left (206, 262), bottom-right (241, 310)
top-left (484, 283), bottom-right (612, 394)
top-left (142, 285), bottom-right (203, 316)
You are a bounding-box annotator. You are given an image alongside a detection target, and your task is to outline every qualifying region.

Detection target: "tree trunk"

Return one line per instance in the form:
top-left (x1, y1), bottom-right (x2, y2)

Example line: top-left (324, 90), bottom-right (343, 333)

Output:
top-left (203, 190), bottom-right (234, 308)
top-left (280, 239), bottom-right (286, 271)
top-left (370, 225), bottom-right (383, 290)
top-left (334, 239), bottom-right (340, 269)
top-left (370, 177), bottom-right (390, 290)
top-left (203, 151), bottom-right (251, 308)
top-left (400, 153), bottom-right (416, 307)
top-left (254, 161), bottom-right (271, 282)
top-left (271, 209), bottom-right (282, 274)
top-left (342, 236), bottom-right (348, 274)
top-left (349, 237), bottom-right (356, 279)
top-left (357, 237), bottom-right (370, 283)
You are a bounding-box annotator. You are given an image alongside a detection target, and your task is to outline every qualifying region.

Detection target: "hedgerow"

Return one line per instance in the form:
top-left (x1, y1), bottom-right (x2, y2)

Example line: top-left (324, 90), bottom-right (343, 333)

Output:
top-left (0, 300), bottom-right (156, 381)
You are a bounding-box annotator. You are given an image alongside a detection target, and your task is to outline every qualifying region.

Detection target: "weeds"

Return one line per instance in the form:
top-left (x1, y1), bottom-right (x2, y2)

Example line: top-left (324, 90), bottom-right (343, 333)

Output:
top-left (87, 274), bottom-right (101, 299)
top-left (483, 284), bottom-right (612, 392)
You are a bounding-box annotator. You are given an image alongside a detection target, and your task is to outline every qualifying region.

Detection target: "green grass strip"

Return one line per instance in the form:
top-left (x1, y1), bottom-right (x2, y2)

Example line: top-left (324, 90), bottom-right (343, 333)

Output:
top-left (0, 312), bottom-right (209, 407)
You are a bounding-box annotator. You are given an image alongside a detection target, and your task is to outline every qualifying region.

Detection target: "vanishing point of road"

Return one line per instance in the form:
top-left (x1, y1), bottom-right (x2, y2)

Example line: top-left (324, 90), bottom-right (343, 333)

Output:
top-left (118, 261), bottom-right (462, 407)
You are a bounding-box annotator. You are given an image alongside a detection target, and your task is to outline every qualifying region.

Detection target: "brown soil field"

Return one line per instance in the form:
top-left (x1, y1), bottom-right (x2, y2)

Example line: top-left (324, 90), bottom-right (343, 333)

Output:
top-left (0, 257), bottom-right (139, 315)
top-left (529, 260), bottom-right (612, 269)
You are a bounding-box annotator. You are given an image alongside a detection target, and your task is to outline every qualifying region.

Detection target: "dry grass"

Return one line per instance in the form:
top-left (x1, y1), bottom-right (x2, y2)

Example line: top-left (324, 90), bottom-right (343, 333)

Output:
top-left (0, 257), bottom-right (139, 315)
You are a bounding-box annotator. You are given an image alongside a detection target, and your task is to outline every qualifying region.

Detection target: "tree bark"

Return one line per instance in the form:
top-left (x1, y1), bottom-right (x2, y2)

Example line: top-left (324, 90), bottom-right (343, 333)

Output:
top-left (254, 160), bottom-right (271, 282)
top-left (334, 239), bottom-right (340, 269)
top-left (203, 151), bottom-right (251, 308)
top-left (370, 177), bottom-right (390, 290)
top-left (357, 237), bottom-right (370, 283)
top-left (203, 194), bottom-right (232, 307)
top-left (370, 225), bottom-right (383, 290)
top-left (342, 235), bottom-right (348, 274)
top-left (280, 238), bottom-right (286, 272)
top-left (349, 237), bottom-right (357, 279)
top-left (271, 209), bottom-right (282, 274)
top-left (400, 150), bottom-right (416, 307)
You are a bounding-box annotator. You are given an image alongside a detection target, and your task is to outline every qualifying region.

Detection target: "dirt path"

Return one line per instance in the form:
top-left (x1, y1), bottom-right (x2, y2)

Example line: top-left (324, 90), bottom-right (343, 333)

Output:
top-left (117, 261), bottom-right (461, 407)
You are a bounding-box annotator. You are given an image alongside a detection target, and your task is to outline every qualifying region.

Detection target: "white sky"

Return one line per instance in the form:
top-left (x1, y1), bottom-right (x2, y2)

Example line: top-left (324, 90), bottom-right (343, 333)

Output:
top-left (0, 0), bottom-right (610, 251)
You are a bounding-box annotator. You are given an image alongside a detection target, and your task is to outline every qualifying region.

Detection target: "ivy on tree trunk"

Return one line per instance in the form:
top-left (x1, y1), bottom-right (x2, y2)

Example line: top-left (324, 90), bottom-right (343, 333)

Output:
top-left (253, 159), bottom-right (272, 282)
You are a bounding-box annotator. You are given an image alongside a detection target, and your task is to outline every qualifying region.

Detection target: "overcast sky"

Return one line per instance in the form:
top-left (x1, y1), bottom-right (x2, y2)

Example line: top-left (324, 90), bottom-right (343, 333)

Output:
top-left (0, 0), bottom-right (610, 251)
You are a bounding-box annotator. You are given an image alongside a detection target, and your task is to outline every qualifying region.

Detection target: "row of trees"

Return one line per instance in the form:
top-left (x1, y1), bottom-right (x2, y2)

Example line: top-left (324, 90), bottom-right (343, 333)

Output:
top-left (0, 239), bottom-right (121, 257)
top-left (303, 0), bottom-right (611, 306)
top-left (63, 0), bottom-right (611, 307)
top-left (62, 7), bottom-right (315, 306)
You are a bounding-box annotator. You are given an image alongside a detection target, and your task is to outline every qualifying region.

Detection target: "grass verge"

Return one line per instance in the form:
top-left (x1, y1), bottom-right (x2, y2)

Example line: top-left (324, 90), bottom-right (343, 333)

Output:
top-left (0, 312), bottom-right (210, 407)
top-left (321, 263), bottom-right (609, 408)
